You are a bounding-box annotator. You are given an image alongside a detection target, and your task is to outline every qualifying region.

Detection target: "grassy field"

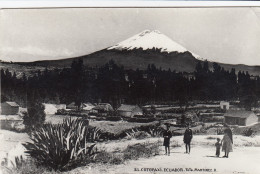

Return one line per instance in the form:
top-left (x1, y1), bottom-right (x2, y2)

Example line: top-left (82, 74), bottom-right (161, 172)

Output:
top-left (45, 114), bottom-right (161, 135)
top-left (45, 114), bottom-right (78, 124)
top-left (89, 120), bottom-right (159, 135)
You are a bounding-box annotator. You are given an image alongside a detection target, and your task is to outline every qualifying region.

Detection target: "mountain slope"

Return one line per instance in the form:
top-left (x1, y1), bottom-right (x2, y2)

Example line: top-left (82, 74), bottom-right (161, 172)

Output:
top-left (9, 30), bottom-right (260, 76)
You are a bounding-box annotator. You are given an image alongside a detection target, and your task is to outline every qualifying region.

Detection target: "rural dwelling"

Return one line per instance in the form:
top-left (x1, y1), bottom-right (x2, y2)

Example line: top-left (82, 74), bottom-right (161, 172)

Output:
top-left (82, 103), bottom-right (95, 112)
top-left (43, 103), bottom-right (66, 115)
top-left (0, 115), bottom-right (23, 130)
top-left (224, 110), bottom-right (258, 126)
top-left (220, 101), bottom-right (230, 110)
top-left (67, 102), bottom-right (78, 110)
top-left (1, 102), bottom-right (19, 115)
top-left (93, 103), bottom-right (114, 113)
top-left (117, 104), bottom-right (143, 117)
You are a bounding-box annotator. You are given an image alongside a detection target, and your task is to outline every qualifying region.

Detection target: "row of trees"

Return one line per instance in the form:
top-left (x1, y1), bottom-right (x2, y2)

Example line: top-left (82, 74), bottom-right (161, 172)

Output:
top-left (1, 59), bottom-right (260, 109)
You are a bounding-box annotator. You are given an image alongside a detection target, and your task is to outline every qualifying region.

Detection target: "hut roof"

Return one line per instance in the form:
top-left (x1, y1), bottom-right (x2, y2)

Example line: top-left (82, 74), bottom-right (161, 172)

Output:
top-left (93, 103), bottom-right (114, 111)
top-left (67, 102), bottom-right (76, 107)
top-left (5, 102), bottom-right (19, 107)
top-left (224, 110), bottom-right (255, 118)
top-left (82, 103), bottom-right (95, 110)
top-left (117, 104), bottom-right (141, 112)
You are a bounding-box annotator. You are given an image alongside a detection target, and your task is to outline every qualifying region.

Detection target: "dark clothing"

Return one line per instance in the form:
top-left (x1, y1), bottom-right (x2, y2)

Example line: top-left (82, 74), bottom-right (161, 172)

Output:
top-left (184, 128), bottom-right (193, 144)
top-left (215, 142), bottom-right (221, 156)
top-left (163, 130), bottom-right (172, 147)
top-left (185, 143), bottom-right (191, 153)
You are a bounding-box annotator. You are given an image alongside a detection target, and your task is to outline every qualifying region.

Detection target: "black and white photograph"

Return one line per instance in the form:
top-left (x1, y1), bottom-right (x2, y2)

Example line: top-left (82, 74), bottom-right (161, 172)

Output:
top-left (1, 6), bottom-right (260, 174)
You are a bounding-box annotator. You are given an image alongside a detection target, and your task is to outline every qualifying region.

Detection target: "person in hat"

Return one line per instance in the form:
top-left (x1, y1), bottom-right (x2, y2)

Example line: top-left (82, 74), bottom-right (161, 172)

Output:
top-left (183, 124), bottom-right (193, 154)
top-left (163, 124), bottom-right (172, 156)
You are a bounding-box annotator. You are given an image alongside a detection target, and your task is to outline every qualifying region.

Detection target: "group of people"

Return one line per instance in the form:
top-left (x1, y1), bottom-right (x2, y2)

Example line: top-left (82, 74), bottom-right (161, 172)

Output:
top-left (163, 124), bottom-right (233, 158)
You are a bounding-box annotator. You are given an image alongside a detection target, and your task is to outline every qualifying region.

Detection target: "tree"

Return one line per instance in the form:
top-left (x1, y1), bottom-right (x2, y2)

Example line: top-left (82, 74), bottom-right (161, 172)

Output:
top-left (203, 60), bottom-right (209, 73)
top-left (239, 95), bottom-right (257, 111)
top-left (71, 59), bottom-right (84, 110)
top-left (23, 90), bottom-right (46, 132)
top-left (54, 93), bottom-right (60, 104)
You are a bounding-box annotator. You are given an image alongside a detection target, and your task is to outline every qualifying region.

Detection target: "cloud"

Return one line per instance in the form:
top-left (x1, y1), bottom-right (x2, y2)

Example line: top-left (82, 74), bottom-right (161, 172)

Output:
top-left (0, 46), bottom-right (75, 62)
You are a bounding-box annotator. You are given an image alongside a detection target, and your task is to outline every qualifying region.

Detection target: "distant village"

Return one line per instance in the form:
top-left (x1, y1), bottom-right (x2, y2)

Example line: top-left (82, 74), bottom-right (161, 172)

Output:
top-left (1, 100), bottom-right (260, 131)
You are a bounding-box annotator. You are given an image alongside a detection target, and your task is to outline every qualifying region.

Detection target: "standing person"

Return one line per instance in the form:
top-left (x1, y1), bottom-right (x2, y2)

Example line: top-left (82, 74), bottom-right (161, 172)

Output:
top-left (221, 126), bottom-right (233, 158)
top-left (183, 124), bottom-right (193, 154)
top-left (163, 124), bottom-right (172, 156)
top-left (215, 138), bottom-right (222, 157)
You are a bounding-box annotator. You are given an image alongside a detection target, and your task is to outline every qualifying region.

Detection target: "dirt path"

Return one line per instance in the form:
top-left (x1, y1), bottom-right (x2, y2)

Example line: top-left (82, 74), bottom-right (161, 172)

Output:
top-left (71, 146), bottom-right (260, 174)
top-left (0, 130), bottom-right (30, 166)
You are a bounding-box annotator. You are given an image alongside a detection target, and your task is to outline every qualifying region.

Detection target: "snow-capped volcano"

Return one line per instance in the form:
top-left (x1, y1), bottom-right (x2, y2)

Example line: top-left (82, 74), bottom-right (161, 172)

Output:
top-left (16, 29), bottom-right (260, 75)
top-left (108, 30), bottom-right (201, 59)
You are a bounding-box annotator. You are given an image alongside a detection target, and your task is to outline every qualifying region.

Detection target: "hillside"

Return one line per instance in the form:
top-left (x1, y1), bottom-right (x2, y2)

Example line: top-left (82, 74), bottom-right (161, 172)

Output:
top-left (5, 48), bottom-right (260, 77)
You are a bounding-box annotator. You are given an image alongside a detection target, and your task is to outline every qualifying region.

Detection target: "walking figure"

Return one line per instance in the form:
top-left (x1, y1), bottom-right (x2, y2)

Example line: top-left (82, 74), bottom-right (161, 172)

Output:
top-left (163, 124), bottom-right (172, 156)
top-left (183, 124), bottom-right (193, 154)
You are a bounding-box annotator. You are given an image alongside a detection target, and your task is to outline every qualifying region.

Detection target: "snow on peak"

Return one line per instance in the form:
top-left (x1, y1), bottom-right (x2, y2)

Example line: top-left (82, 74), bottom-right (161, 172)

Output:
top-left (108, 30), bottom-right (202, 59)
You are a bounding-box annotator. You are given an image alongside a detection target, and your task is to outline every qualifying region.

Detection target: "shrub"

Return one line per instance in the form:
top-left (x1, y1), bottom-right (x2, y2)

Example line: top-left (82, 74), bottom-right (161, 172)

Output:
top-left (23, 102), bottom-right (46, 132)
top-left (125, 128), bottom-right (140, 139)
top-left (147, 127), bottom-right (164, 137)
top-left (87, 127), bottom-right (103, 142)
top-left (128, 117), bottom-right (156, 123)
top-left (1, 157), bottom-right (51, 174)
top-left (56, 109), bottom-right (68, 115)
top-left (106, 116), bottom-right (122, 121)
top-left (23, 118), bottom-right (97, 171)
top-left (94, 141), bottom-right (160, 165)
top-left (123, 141), bottom-right (160, 160)
top-left (243, 128), bottom-right (255, 137)
top-left (94, 151), bottom-right (124, 165)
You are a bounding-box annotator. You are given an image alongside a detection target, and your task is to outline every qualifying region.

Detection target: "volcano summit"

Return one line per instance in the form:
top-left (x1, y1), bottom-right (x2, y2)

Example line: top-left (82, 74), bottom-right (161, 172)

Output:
top-left (108, 30), bottom-right (200, 59)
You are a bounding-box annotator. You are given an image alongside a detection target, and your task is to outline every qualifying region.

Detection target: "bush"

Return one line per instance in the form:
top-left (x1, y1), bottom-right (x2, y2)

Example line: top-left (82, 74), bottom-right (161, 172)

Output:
top-left (56, 109), bottom-right (89, 117)
top-left (94, 151), bottom-right (124, 165)
top-left (128, 117), bottom-right (156, 123)
top-left (23, 102), bottom-right (46, 132)
top-left (1, 156), bottom-right (51, 174)
top-left (94, 141), bottom-right (160, 165)
top-left (106, 116), bottom-right (122, 121)
top-left (147, 127), bottom-right (164, 137)
top-left (23, 118), bottom-right (97, 171)
top-left (56, 109), bottom-right (69, 115)
top-left (88, 127), bottom-right (103, 142)
top-left (123, 141), bottom-right (160, 160)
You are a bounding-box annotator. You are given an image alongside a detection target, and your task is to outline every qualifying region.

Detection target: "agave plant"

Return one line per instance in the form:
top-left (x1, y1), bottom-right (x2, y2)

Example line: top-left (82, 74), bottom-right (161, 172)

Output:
top-left (125, 128), bottom-right (140, 139)
top-left (147, 127), bottom-right (164, 137)
top-left (87, 127), bottom-right (103, 142)
top-left (23, 118), bottom-right (96, 171)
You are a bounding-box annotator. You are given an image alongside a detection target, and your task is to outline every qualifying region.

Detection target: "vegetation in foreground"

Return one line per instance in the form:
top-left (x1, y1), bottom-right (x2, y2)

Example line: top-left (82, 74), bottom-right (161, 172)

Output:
top-left (2, 141), bottom-right (161, 174)
top-left (1, 118), bottom-right (162, 173)
top-left (23, 118), bottom-right (96, 171)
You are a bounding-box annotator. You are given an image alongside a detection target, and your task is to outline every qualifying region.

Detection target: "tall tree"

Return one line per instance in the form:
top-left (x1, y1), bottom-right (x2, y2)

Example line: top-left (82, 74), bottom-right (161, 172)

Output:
top-left (23, 89), bottom-right (46, 132)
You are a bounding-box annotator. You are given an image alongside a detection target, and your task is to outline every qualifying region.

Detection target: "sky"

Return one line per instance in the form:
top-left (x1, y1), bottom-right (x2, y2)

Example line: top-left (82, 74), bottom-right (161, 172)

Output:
top-left (1, 7), bottom-right (260, 65)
